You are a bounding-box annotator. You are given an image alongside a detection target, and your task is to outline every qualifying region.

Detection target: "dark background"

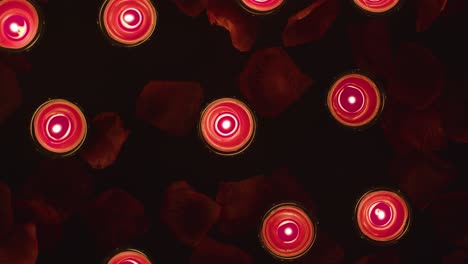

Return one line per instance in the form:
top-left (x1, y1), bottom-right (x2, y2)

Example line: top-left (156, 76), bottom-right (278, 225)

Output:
top-left (0, 0), bottom-right (467, 263)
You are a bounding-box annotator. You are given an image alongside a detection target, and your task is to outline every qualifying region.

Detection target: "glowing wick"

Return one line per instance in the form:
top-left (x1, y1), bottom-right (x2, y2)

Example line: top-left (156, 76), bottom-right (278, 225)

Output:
top-left (9, 22), bottom-right (19, 32)
top-left (375, 208), bottom-right (386, 220)
top-left (124, 13), bottom-right (134, 23)
top-left (222, 120), bottom-right (231, 130)
top-left (348, 96), bottom-right (356, 104)
top-left (52, 124), bottom-right (62, 133)
top-left (284, 227), bottom-right (293, 236)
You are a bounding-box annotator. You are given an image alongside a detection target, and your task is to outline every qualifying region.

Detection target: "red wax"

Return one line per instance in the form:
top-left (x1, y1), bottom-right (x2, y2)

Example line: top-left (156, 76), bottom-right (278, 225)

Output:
top-left (107, 250), bottom-right (152, 264)
top-left (260, 203), bottom-right (316, 260)
top-left (240, 0), bottom-right (285, 13)
top-left (100, 0), bottom-right (157, 46)
top-left (0, 0), bottom-right (41, 51)
top-left (31, 99), bottom-right (87, 155)
top-left (355, 189), bottom-right (410, 243)
top-left (327, 73), bottom-right (383, 128)
top-left (353, 0), bottom-right (400, 14)
top-left (200, 98), bottom-right (255, 155)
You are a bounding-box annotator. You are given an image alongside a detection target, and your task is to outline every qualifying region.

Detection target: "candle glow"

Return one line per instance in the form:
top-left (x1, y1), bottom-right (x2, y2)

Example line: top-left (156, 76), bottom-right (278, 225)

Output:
top-left (353, 0), bottom-right (400, 14)
top-left (327, 73), bottom-right (383, 128)
top-left (200, 98), bottom-right (255, 155)
top-left (31, 99), bottom-right (87, 155)
top-left (355, 189), bottom-right (410, 243)
top-left (0, 0), bottom-right (41, 51)
top-left (239, 0), bottom-right (285, 14)
top-left (260, 203), bottom-right (316, 260)
top-left (99, 0), bottom-right (157, 46)
top-left (107, 249), bottom-right (152, 264)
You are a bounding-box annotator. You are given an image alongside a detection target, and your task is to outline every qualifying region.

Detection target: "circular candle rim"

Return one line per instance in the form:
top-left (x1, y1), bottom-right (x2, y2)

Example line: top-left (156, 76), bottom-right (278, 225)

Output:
top-left (98, 0), bottom-right (158, 48)
top-left (350, 0), bottom-right (404, 17)
top-left (29, 98), bottom-right (88, 158)
top-left (0, 0), bottom-right (45, 53)
top-left (258, 201), bottom-right (318, 260)
top-left (103, 248), bottom-right (153, 264)
top-left (198, 97), bottom-right (257, 156)
top-left (325, 70), bottom-right (386, 131)
top-left (353, 187), bottom-right (412, 245)
top-left (237, 0), bottom-right (287, 16)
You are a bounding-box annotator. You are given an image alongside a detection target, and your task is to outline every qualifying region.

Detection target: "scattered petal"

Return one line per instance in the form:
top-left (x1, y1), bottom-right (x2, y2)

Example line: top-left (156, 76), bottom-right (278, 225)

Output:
top-left (22, 157), bottom-right (94, 221)
top-left (416, 0), bottom-right (448, 32)
top-left (387, 42), bottom-right (445, 109)
top-left (0, 182), bottom-right (13, 238)
top-left (355, 248), bottom-right (400, 264)
top-left (389, 153), bottom-right (458, 210)
top-left (302, 232), bottom-right (344, 264)
top-left (239, 47), bottom-right (313, 117)
top-left (440, 77), bottom-right (468, 143)
top-left (136, 81), bottom-right (204, 136)
top-left (0, 224), bottom-right (38, 264)
top-left (282, 0), bottom-right (340, 47)
top-left (429, 192), bottom-right (468, 248)
top-left (0, 54), bottom-right (32, 72)
top-left (347, 18), bottom-right (394, 79)
top-left (171, 0), bottom-right (205, 17)
top-left (190, 237), bottom-right (253, 264)
top-left (205, 0), bottom-right (258, 52)
top-left (442, 250), bottom-right (468, 264)
top-left (442, 0), bottom-right (468, 16)
top-left (161, 181), bottom-right (221, 247)
top-left (81, 189), bottom-right (149, 252)
top-left (0, 61), bottom-right (22, 124)
top-left (79, 112), bottom-right (130, 169)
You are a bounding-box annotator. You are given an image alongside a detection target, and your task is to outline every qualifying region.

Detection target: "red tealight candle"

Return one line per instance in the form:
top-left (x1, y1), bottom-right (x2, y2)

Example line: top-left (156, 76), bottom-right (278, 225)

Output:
top-left (355, 189), bottom-right (411, 243)
top-left (238, 0), bottom-right (285, 14)
top-left (107, 249), bottom-right (152, 264)
top-left (352, 0), bottom-right (400, 14)
top-left (30, 99), bottom-right (87, 156)
top-left (99, 0), bottom-right (157, 47)
top-left (260, 203), bottom-right (316, 260)
top-left (0, 0), bottom-right (42, 51)
top-left (327, 73), bottom-right (384, 129)
top-left (199, 98), bottom-right (256, 155)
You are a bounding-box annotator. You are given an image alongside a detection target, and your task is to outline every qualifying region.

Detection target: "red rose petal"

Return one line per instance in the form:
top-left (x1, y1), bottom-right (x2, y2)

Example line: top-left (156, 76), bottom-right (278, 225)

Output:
top-left (0, 182), bottom-right (14, 238)
top-left (429, 192), bottom-right (468, 248)
top-left (79, 112), bottom-right (130, 169)
top-left (389, 154), bottom-right (458, 210)
top-left (161, 181), bottom-right (221, 247)
top-left (387, 42), bottom-right (445, 109)
top-left (301, 231), bottom-right (344, 264)
top-left (190, 237), bottom-right (253, 264)
top-left (171, 0), bottom-right (205, 17)
top-left (22, 157), bottom-right (94, 221)
top-left (347, 18), bottom-right (394, 79)
top-left (81, 189), bottom-right (149, 252)
top-left (0, 54), bottom-right (32, 72)
top-left (239, 47), bottom-right (313, 117)
top-left (442, 250), bottom-right (468, 264)
top-left (381, 101), bottom-right (446, 154)
top-left (355, 248), bottom-right (400, 264)
top-left (416, 0), bottom-right (447, 32)
top-left (442, 0), bottom-right (468, 16)
top-left (205, 0), bottom-right (258, 52)
top-left (0, 61), bottom-right (22, 124)
top-left (282, 0), bottom-right (339, 47)
top-left (440, 77), bottom-right (468, 143)
top-left (136, 81), bottom-right (204, 136)
top-left (0, 223), bottom-right (38, 264)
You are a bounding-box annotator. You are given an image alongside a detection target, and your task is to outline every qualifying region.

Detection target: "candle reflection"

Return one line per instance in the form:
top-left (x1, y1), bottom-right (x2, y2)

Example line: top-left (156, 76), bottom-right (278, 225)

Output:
top-left (106, 249), bottom-right (152, 264)
top-left (238, 0), bottom-right (285, 14)
top-left (353, 0), bottom-right (400, 14)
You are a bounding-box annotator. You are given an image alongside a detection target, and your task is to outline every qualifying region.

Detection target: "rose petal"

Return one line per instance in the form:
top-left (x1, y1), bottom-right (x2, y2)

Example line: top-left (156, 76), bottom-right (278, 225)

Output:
top-left (22, 157), bottom-right (94, 221)
top-left (81, 189), bottom-right (149, 252)
top-left (387, 42), bottom-right (445, 109)
top-left (79, 112), bottom-right (130, 169)
top-left (416, 0), bottom-right (448, 32)
top-left (389, 154), bottom-right (458, 210)
top-left (429, 192), bottom-right (468, 248)
top-left (161, 181), bottom-right (221, 247)
top-left (347, 18), bottom-right (393, 79)
top-left (355, 248), bottom-right (400, 264)
top-left (442, 250), bottom-right (468, 264)
top-left (136, 81), bottom-right (204, 136)
top-left (0, 61), bottom-right (22, 124)
top-left (282, 0), bottom-right (339, 47)
top-left (0, 224), bottom-right (38, 264)
top-left (239, 47), bottom-right (313, 117)
top-left (190, 237), bottom-right (252, 264)
top-left (205, 0), bottom-right (258, 52)
top-left (171, 0), bottom-right (205, 17)
top-left (0, 54), bottom-right (32, 72)
top-left (302, 232), bottom-right (344, 264)
top-left (381, 101), bottom-right (446, 154)
top-left (442, 0), bottom-right (468, 16)
top-left (0, 182), bottom-right (14, 238)
top-left (440, 77), bottom-right (468, 143)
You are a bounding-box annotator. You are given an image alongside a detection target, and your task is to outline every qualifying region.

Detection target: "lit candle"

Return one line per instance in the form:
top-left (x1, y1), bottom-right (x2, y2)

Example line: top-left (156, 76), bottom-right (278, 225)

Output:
top-left (0, 0), bottom-right (42, 51)
top-left (30, 99), bottom-right (87, 156)
top-left (352, 0), bottom-right (400, 14)
top-left (238, 0), bottom-right (285, 15)
top-left (99, 0), bottom-right (157, 47)
top-left (260, 203), bottom-right (316, 260)
top-left (199, 98), bottom-right (256, 155)
top-left (327, 72), bottom-right (384, 129)
top-left (355, 189), bottom-right (411, 243)
top-left (106, 249), bottom-right (152, 264)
